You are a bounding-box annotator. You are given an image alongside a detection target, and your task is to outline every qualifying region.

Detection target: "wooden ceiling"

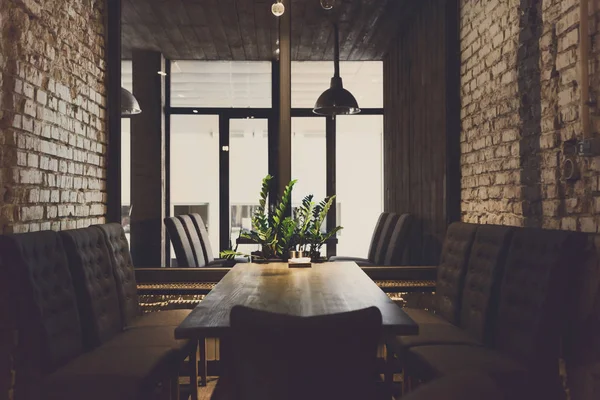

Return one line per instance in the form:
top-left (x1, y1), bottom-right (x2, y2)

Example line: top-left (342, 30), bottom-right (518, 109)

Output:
top-left (121, 0), bottom-right (413, 61)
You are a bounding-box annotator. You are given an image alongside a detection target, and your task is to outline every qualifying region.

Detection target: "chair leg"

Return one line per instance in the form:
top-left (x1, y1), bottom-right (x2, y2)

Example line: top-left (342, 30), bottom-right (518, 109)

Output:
top-left (189, 343), bottom-right (198, 400)
top-left (199, 338), bottom-right (207, 387)
top-left (385, 348), bottom-right (394, 397)
top-left (170, 375), bottom-right (180, 400)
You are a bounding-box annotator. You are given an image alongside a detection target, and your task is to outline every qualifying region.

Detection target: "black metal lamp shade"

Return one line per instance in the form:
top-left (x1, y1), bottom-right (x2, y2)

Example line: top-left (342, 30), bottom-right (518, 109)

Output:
top-left (313, 76), bottom-right (360, 115)
top-left (313, 22), bottom-right (360, 116)
top-left (121, 87), bottom-right (141, 117)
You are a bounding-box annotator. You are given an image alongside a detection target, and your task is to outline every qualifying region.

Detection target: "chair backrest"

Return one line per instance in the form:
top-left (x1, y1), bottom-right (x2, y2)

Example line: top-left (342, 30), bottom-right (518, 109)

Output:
top-left (459, 224), bottom-right (514, 344)
top-left (59, 228), bottom-right (123, 349)
top-left (367, 212), bottom-right (391, 262)
top-left (229, 305), bottom-right (382, 400)
top-left (493, 228), bottom-right (586, 371)
top-left (94, 223), bottom-right (141, 327)
top-left (0, 231), bottom-right (83, 373)
top-left (373, 213), bottom-right (400, 264)
top-left (189, 213), bottom-right (215, 263)
top-left (435, 222), bottom-right (477, 324)
top-left (164, 216), bottom-right (197, 267)
top-left (177, 214), bottom-right (207, 267)
top-left (382, 213), bottom-right (413, 265)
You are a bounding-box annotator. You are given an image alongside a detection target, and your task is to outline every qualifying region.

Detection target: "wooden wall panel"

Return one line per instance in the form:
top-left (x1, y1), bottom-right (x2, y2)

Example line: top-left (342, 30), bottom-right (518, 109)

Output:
top-left (383, 0), bottom-right (459, 265)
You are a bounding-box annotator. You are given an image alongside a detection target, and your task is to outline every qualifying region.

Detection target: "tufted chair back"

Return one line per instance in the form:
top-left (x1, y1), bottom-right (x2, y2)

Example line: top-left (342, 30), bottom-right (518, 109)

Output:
top-left (165, 216), bottom-right (197, 267)
top-left (367, 212), bottom-right (391, 263)
top-left (434, 222), bottom-right (477, 324)
top-left (459, 224), bottom-right (514, 344)
top-left (94, 223), bottom-right (141, 327)
top-left (493, 228), bottom-right (586, 372)
top-left (59, 228), bottom-right (122, 349)
top-left (178, 214), bottom-right (207, 267)
top-left (0, 231), bottom-right (83, 374)
top-left (189, 213), bottom-right (215, 263)
top-left (382, 213), bottom-right (413, 266)
top-left (373, 213), bottom-right (400, 265)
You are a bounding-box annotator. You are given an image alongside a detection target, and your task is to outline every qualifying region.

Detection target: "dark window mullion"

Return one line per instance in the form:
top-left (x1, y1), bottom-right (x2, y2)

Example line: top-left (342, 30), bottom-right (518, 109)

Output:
top-left (219, 115), bottom-right (230, 252)
top-left (164, 60), bottom-right (171, 267)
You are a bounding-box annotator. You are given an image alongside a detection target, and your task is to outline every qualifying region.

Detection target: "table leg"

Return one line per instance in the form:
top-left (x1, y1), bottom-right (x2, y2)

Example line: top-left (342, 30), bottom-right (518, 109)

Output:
top-left (199, 338), bottom-right (207, 387)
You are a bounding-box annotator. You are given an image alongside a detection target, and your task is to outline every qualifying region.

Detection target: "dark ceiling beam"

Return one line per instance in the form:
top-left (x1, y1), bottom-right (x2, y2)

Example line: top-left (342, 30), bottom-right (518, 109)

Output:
top-left (122, 0), bottom-right (409, 61)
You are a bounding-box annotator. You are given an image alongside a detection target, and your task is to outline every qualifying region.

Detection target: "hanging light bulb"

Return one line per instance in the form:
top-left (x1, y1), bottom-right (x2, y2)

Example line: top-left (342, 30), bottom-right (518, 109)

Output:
top-left (271, 1), bottom-right (285, 17)
top-left (320, 0), bottom-right (336, 10)
top-left (313, 23), bottom-right (360, 116)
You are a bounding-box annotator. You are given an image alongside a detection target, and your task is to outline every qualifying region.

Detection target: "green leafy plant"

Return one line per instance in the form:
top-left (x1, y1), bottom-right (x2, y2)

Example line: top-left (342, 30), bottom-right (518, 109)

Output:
top-left (221, 175), bottom-right (297, 260)
top-left (220, 175), bottom-right (342, 262)
top-left (300, 195), bottom-right (343, 261)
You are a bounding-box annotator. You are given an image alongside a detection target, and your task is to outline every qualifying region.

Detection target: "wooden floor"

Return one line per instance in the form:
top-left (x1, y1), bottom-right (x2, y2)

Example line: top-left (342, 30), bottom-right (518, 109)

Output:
top-left (196, 376), bottom-right (220, 400)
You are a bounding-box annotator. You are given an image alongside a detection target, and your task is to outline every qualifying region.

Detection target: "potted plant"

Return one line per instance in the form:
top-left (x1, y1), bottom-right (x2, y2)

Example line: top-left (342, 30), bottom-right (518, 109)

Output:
top-left (220, 175), bottom-right (343, 263)
top-left (295, 194), bottom-right (342, 262)
top-left (221, 175), bottom-right (297, 262)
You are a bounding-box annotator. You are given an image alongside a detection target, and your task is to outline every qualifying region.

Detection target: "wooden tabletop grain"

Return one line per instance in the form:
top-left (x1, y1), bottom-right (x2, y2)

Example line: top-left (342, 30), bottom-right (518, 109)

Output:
top-left (174, 262), bottom-right (418, 339)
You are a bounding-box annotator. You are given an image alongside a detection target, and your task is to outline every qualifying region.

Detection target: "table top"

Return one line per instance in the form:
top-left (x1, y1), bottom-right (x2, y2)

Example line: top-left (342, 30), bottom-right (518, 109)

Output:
top-left (174, 261), bottom-right (418, 339)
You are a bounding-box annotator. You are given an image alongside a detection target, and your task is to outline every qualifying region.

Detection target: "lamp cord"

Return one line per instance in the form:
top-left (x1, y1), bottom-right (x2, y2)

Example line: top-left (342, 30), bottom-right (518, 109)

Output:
top-left (333, 22), bottom-right (340, 78)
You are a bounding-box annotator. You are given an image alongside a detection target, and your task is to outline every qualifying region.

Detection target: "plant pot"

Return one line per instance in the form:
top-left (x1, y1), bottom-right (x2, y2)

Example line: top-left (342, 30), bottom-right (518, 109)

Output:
top-left (311, 257), bottom-right (327, 263)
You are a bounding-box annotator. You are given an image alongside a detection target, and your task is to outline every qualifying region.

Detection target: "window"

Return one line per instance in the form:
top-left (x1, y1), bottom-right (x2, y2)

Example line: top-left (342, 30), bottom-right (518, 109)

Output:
top-left (336, 115), bottom-right (383, 257)
top-left (292, 61), bottom-right (383, 108)
top-left (121, 61), bottom-right (132, 243)
top-left (170, 61), bottom-right (272, 108)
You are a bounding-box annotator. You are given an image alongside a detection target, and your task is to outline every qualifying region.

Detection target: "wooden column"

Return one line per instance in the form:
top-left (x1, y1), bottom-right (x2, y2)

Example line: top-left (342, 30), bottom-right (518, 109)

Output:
top-left (130, 50), bottom-right (166, 267)
top-left (326, 116), bottom-right (337, 258)
top-left (105, 0), bottom-right (121, 223)
top-left (445, 0), bottom-right (461, 225)
top-left (277, 0), bottom-right (292, 196)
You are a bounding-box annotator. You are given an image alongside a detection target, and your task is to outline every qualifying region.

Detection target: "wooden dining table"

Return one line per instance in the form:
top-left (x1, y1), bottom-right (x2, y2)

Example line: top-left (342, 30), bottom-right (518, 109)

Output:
top-left (175, 261), bottom-right (418, 339)
top-left (175, 261), bottom-right (418, 393)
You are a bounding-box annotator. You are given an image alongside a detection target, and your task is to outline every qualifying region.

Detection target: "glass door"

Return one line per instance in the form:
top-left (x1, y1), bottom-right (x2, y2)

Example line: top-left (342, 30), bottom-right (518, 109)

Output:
top-left (228, 118), bottom-right (269, 255)
top-left (170, 115), bottom-right (220, 265)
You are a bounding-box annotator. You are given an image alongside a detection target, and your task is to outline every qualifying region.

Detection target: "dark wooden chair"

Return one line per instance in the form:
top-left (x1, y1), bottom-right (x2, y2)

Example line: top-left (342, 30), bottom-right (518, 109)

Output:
top-left (177, 214), bottom-right (208, 267)
top-left (329, 212), bottom-right (392, 265)
top-left (165, 216), bottom-right (199, 267)
top-left (189, 213), bottom-right (216, 264)
top-left (180, 214), bottom-right (243, 267)
top-left (221, 305), bottom-right (383, 400)
top-left (330, 212), bottom-right (413, 266)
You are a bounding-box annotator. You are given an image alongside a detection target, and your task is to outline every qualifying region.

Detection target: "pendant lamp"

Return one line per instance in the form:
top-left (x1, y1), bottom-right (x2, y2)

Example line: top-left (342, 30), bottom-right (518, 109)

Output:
top-left (313, 23), bottom-right (360, 116)
top-left (121, 87), bottom-right (142, 117)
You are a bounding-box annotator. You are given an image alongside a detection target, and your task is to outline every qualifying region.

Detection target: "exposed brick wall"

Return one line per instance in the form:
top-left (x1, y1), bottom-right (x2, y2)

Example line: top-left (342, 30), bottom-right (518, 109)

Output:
top-left (460, 0), bottom-right (600, 231)
top-left (460, 1), bottom-right (600, 398)
top-left (0, 0), bottom-right (107, 235)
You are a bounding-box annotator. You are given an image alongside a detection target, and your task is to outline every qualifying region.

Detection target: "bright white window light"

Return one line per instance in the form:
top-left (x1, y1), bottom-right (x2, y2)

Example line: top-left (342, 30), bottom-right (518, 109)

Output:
top-left (271, 1), bottom-right (284, 17)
